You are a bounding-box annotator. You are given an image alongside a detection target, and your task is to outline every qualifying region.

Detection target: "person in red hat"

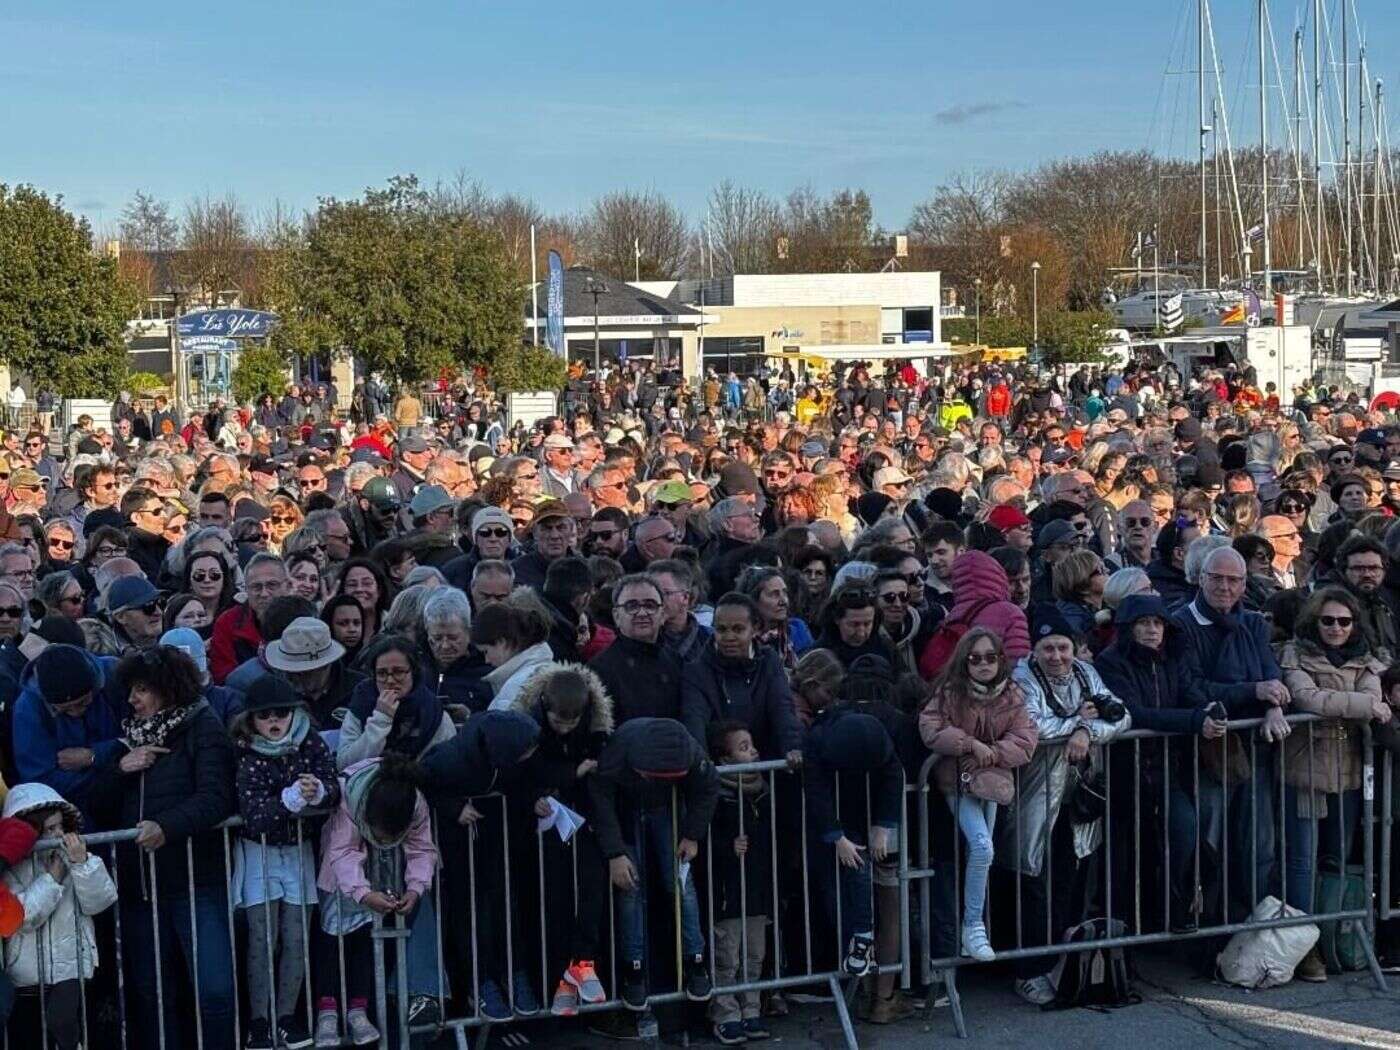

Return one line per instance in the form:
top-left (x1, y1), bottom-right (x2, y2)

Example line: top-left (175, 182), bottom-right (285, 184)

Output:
top-left (986, 504), bottom-right (1033, 553)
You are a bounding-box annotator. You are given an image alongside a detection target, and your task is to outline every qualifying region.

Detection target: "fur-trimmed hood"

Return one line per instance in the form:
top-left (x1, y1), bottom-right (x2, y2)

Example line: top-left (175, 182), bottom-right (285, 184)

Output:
top-left (511, 661), bottom-right (615, 735)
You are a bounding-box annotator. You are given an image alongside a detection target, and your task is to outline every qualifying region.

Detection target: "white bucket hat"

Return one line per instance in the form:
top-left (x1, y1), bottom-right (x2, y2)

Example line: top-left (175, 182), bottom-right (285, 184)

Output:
top-left (263, 617), bottom-right (346, 672)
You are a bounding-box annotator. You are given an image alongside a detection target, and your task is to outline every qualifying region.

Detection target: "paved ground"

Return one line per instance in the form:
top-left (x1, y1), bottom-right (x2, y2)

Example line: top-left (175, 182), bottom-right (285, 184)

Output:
top-left (468, 952), bottom-right (1400, 1048)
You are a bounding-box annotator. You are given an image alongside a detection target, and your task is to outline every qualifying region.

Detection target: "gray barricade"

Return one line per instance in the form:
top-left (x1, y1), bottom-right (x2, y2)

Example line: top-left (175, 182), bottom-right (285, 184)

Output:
top-left (909, 712), bottom-right (1387, 1039)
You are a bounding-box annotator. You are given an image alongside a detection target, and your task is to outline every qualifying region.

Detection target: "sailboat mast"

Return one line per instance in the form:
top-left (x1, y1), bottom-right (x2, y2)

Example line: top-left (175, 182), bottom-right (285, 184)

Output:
top-left (1375, 77), bottom-right (1383, 294)
top-left (1295, 27), bottom-right (1305, 270)
top-left (1359, 44), bottom-right (1368, 290)
top-left (1313, 0), bottom-right (1323, 291)
top-left (1199, 0), bottom-right (1209, 288)
top-left (1260, 0), bottom-right (1271, 296)
top-left (1343, 0), bottom-right (1352, 294)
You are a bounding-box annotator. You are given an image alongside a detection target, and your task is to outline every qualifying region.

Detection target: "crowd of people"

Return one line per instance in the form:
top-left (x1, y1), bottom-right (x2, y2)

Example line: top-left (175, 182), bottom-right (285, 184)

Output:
top-left (0, 354), bottom-right (1397, 1049)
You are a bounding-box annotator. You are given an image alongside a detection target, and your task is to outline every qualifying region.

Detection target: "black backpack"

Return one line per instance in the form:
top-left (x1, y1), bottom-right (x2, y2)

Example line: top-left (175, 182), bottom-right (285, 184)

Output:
top-left (1044, 918), bottom-right (1141, 1011)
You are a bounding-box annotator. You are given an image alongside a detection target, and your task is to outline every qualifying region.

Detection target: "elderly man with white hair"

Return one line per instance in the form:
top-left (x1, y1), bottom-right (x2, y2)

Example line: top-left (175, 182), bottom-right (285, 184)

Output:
top-left (1172, 544), bottom-right (1286, 921)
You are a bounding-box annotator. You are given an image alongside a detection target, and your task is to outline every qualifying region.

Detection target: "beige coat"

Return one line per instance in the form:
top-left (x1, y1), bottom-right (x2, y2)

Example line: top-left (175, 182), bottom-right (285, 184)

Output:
top-left (1278, 640), bottom-right (1384, 794)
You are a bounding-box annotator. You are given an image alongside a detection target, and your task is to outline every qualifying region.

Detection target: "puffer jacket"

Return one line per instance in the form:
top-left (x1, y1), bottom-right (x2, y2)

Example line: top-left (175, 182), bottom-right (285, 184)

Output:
top-left (917, 551), bottom-right (1029, 679)
top-left (484, 642), bottom-right (555, 711)
top-left (2, 783), bottom-right (117, 986)
top-left (918, 680), bottom-right (1037, 801)
top-left (510, 662), bottom-right (613, 813)
top-left (997, 657), bottom-right (1133, 876)
top-left (1278, 639), bottom-right (1385, 794)
top-left (680, 643), bottom-right (801, 759)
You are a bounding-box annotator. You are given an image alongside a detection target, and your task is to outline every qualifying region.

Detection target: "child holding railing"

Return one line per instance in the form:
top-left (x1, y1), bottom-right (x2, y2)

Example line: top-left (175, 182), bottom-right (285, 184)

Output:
top-left (230, 676), bottom-right (339, 1050)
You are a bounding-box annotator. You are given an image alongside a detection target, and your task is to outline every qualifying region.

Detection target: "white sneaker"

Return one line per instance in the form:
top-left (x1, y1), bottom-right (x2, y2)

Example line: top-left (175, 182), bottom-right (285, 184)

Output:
top-left (313, 1010), bottom-right (339, 1049)
top-left (345, 1008), bottom-right (379, 1047)
top-left (961, 923), bottom-right (996, 962)
top-left (1014, 975), bottom-right (1056, 1006)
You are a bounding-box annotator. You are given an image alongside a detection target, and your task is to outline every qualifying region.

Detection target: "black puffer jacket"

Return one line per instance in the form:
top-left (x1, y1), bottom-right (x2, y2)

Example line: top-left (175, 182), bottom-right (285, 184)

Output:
top-left (109, 702), bottom-right (236, 895)
top-left (589, 634), bottom-right (684, 724)
top-left (511, 662), bottom-right (613, 813)
top-left (680, 644), bottom-right (801, 759)
top-left (588, 718), bottom-right (719, 859)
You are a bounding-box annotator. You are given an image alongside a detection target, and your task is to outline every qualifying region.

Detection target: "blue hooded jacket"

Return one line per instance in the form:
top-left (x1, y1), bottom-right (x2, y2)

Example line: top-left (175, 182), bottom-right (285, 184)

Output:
top-left (12, 649), bottom-right (130, 826)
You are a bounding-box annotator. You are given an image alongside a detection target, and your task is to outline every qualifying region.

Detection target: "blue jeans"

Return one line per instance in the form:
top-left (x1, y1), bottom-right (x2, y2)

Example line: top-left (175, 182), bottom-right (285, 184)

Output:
top-left (1283, 787), bottom-right (1360, 913)
top-left (615, 808), bottom-right (704, 964)
top-left (949, 796), bottom-right (997, 927)
top-left (122, 888), bottom-right (236, 1050)
top-left (1195, 750), bottom-right (1277, 917)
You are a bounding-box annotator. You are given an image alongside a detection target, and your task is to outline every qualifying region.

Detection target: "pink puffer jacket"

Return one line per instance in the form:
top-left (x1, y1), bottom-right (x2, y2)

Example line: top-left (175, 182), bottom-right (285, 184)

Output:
top-left (917, 551), bottom-right (1030, 679)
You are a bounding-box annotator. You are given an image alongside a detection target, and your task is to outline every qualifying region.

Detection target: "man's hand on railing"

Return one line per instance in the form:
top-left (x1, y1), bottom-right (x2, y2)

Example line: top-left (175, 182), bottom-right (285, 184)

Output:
top-left (610, 854), bottom-right (638, 890)
top-left (457, 802), bottom-right (483, 827)
top-left (1256, 680), bottom-right (1291, 707)
top-left (575, 759), bottom-right (598, 778)
top-left (1260, 706), bottom-right (1292, 742)
top-left (395, 889), bottom-right (420, 915)
top-left (1201, 716), bottom-right (1228, 740)
top-left (785, 749), bottom-right (803, 769)
top-left (134, 820), bottom-right (165, 850)
top-left (534, 797), bottom-right (554, 818)
top-left (676, 838), bottom-right (698, 863)
top-left (733, 834), bottom-right (749, 858)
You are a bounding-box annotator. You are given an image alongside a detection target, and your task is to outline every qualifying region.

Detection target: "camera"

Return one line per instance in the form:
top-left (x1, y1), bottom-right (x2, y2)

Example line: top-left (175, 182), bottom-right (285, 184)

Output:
top-left (1093, 694), bottom-right (1127, 724)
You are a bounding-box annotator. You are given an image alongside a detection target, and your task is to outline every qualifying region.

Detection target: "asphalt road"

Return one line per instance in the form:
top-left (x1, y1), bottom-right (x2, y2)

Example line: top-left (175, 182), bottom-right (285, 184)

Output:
top-left (491, 952), bottom-right (1400, 1048)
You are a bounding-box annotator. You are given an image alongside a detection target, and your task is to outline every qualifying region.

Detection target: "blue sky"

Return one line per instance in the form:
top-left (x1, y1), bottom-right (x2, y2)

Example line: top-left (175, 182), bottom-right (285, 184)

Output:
top-left (3, 1), bottom-right (1396, 233)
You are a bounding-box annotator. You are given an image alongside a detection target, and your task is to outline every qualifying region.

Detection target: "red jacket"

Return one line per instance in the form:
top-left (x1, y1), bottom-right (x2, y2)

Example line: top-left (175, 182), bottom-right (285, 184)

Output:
top-left (985, 384), bottom-right (1012, 417)
top-left (209, 604), bottom-right (264, 685)
top-left (918, 551), bottom-right (1030, 679)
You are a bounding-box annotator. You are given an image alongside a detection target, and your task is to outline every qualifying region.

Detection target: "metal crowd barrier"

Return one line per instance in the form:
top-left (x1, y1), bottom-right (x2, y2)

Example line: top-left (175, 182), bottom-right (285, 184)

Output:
top-left (3, 762), bottom-right (904, 1050)
top-left (910, 712), bottom-right (1388, 1039)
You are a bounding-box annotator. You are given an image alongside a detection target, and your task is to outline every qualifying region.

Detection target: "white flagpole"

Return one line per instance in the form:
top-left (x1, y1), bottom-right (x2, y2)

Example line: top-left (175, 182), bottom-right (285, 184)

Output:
top-left (530, 224), bottom-right (539, 347)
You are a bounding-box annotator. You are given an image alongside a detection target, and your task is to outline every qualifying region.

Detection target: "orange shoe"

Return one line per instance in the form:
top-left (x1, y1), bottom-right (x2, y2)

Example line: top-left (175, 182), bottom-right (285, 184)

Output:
top-left (565, 959), bottom-right (606, 1004)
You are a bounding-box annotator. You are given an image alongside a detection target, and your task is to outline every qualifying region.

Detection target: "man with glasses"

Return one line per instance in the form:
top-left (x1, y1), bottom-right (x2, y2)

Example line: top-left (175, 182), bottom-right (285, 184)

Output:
top-left (107, 574), bottom-right (165, 653)
top-left (1111, 499), bottom-right (1158, 571)
top-left (297, 463), bottom-right (328, 504)
top-left (540, 433), bottom-right (579, 497)
top-left (210, 553), bottom-right (288, 683)
top-left (1334, 535), bottom-right (1398, 657)
top-left (650, 559), bottom-right (710, 664)
top-left (759, 452), bottom-right (796, 498)
top-left (621, 516), bottom-right (679, 574)
top-left (873, 466), bottom-right (913, 500)
top-left (64, 464), bottom-right (119, 539)
top-left (23, 432), bottom-right (58, 490)
top-left (1174, 546), bottom-right (1285, 918)
top-left (589, 573), bottom-right (685, 724)
top-left (391, 434), bottom-right (435, 502)
top-left (583, 508), bottom-right (629, 559)
top-left (468, 560), bottom-right (514, 616)
top-left (120, 486), bottom-right (169, 584)
top-left (404, 484), bottom-right (460, 569)
top-left (704, 497), bottom-right (762, 600)
top-left (586, 466), bottom-right (630, 513)
top-left (1255, 514), bottom-right (1302, 590)
top-left (8, 467), bottom-right (47, 517)
top-left (1029, 519), bottom-right (1080, 606)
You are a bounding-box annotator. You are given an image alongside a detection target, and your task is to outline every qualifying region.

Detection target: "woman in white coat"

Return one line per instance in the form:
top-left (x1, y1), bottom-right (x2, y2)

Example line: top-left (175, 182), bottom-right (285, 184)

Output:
top-left (3, 783), bottom-right (118, 1050)
top-left (996, 605), bottom-right (1132, 1007)
top-left (474, 596), bottom-right (557, 711)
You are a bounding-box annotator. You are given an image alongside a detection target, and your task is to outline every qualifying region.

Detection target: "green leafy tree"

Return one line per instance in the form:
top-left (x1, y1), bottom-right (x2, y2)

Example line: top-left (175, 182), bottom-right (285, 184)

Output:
top-left (272, 176), bottom-right (522, 385)
top-left (0, 184), bottom-right (136, 397)
top-left (1039, 310), bottom-right (1115, 364)
top-left (490, 344), bottom-right (567, 394)
top-left (232, 345), bottom-right (291, 405)
top-left (944, 315), bottom-right (1031, 348)
top-left (125, 371), bottom-right (169, 395)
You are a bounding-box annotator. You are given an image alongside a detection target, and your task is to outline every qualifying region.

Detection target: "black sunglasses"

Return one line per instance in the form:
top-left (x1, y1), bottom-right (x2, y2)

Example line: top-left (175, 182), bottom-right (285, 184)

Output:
top-left (255, 707), bottom-right (294, 720)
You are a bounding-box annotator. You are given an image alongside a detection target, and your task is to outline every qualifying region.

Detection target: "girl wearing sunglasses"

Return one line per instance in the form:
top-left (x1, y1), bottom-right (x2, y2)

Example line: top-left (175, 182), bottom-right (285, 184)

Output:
top-left (919, 628), bottom-right (1036, 965)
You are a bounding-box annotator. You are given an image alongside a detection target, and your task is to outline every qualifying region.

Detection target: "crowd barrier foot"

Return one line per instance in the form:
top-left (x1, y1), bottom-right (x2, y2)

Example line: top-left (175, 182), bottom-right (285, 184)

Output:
top-left (940, 967), bottom-right (968, 1039)
top-left (1361, 931), bottom-right (1389, 991)
top-left (830, 975), bottom-right (859, 1050)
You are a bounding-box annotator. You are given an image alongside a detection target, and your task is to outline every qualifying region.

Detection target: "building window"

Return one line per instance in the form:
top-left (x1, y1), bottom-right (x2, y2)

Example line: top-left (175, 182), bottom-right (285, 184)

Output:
top-left (702, 337), bottom-right (765, 376)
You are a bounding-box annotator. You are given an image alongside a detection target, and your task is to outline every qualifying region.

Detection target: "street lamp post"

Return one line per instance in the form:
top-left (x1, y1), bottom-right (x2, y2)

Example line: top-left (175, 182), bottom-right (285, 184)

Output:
top-left (1030, 261), bottom-right (1041, 355)
top-left (973, 277), bottom-right (982, 346)
top-left (585, 275), bottom-right (608, 375)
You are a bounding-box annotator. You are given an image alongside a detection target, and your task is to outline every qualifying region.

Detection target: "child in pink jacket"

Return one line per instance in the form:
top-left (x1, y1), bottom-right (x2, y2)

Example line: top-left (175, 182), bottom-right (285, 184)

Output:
top-left (315, 753), bottom-right (443, 1046)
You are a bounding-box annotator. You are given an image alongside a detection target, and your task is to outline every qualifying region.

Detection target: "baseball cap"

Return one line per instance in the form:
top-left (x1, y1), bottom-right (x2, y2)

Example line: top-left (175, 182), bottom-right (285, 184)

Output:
top-left (532, 498), bottom-right (569, 523)
top-left (409, 484), bottom-right (455, 518)
top-left (986, 505), bottom-right (1031, 531)
top-left (652, 479), bottom-right (694, 505)
top-left (349, 448), bottom-right (389, 468)
top-left (471, 507), bottom-right (514, 534)
top-left (873, 466), bottom-right (912, 489)
top-left (542, 433), bottom-right (575, 451)
top-left (248, 455), bottom-right (278, 477)
top-left (398, 435), bottom-right (429, 454)
top-left (361, 477), bottom-right (400, 507)
top-left (1036, 519), bottom-right (1078, 550)
top-left (109, 575), bottom-right (160, 614)
top-left (800, 440), bottom-right (827, 458)
top-left (9, 468), bottom-right (42, 490)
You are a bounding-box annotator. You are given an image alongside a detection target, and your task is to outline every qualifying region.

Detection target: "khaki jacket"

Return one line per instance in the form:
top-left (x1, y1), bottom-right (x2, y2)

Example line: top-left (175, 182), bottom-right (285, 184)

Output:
top-left (1278, 640), bottom-right (1384, 794)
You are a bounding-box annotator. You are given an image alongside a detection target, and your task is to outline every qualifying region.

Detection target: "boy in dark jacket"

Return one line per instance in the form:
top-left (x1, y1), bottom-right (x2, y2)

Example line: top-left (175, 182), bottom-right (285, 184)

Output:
top-left (803, 705), bottom-right (903, 981)
top-left (589, 717), bottom-right (718, 1012)
top-left (510, 663), bottom-right (613, 1016)
top-left (706, 721), bottom-right (773, 1045)
top-left (420, 711), bottom-right (543, 1019)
